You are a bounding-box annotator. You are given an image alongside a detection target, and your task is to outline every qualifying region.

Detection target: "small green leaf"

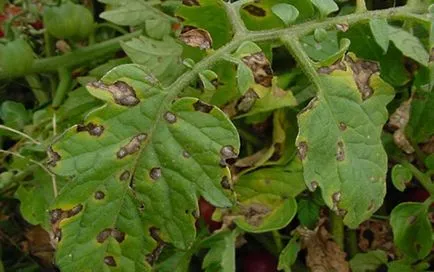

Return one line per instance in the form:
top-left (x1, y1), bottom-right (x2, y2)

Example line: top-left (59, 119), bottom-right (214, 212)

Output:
top-left (233, 41), bottom-right (263, 59)
top-left (296, 54), bottom-right (394, 227)
top-left (0, 101), bottom-right (30, 130)
top-left (271, 4), bottom-right (299, 26)
top-left (388, 26), bottom-right (429, 66)
top-left (317, 38), bottom-right (351, 66)
top-left (0, 172), bottom-right (14, 190)
top-left (201, 230), bottom-right (238, 272)
top-left (199, 70), bottom-right (218, 91)
top-left (121, 36), bottom-right (185, 85)
top-left (300, 31), bottom-right (341, 62)
top-left (237, 63), bottom-right (255, 95)
top-left (297, 198), bottom-right (320, 229)
top-left (146, 18), bottom-right (171, 40)
top-left (391, 164), bottom-right (412, 192)
top-left (314, 28), bottom-right (328, 43)
top-left (425, 154), bottom-right (434, 170)
top-left (278, 236), bottom-right (301, 271)
top-left (390, 202), bottom-right (433, 259)
top-left (310, 0), bottom-right (338, 17)
top-left (369, 19), bottom-right (389, 53)
top-left (349, 250), bottom-right (387, 272)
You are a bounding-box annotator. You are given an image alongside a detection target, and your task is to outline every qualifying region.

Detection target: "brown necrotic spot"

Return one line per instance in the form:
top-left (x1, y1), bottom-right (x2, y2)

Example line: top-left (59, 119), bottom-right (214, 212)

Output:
top-left (242, 52), bottom-right (273, 87)
top-left (180, 28), bottom-right (212, 50)
top-left (97, 229), bottom-right (112, 243)
top-left (339, 122), bottom-right (347, 131)
top-left (219, 158), bottom-right (227, 168)
top-left (149, 167), bottom-right (162, 180)
top-left (182, 0), bottom-right (199, 6)
top-left (236, 89), bottom-right (259, 113)
top-left (116, 134), bottom-right (147, 159)
top-left (408, 215), bottom-right (417, 225)
top-left (104, 256), bottom-right (117, 267)
top-left (332, 192), bottom-right (341, 203)
top-left (336, 141), bottom-right (345, 161)
top-left (67, 204), bottom-right (83, 217)
top-left (243, 4), bottom-right (266, 16)
top-left (221, 176), bottom-right (231, 189)
top-left (310, 181), bottom-right (319, 191)
top-left (164, 111), bottom-right (177, 124)
top-left (47, 146), bottom-right (61, 167)
top-left (146, 227), bottom-right (165, 265)
top-left (297, 141), bottom-right (308, 160)
top-left (120, 170), bottom-right (131, 181)
top-left (111, 229), bottom-right (126, 243)
top-left (193, 100), bottom-right (213, 113)
top-left (94, 191), bottom-right (105, 200)
top-left (345, 56), bottom-right (379, 100)
top-left (50, 209), bottom-right (63, 224)
top-left (89, 81), bottom-right (139, 106)
top-left (220, 145), bottom-right (237, 160)
top-left (76, 123), bottom-right (104, 136)
top-left (97, 228), bottom-right (126, 244)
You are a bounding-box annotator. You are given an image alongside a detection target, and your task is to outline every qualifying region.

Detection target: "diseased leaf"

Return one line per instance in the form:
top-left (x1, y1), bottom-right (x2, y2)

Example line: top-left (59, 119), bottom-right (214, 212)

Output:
top-left (271, 4), bottom-right (299, 26)
top-left (310, 0), bottom-right (338, 17)
top-left (278, 236), bottom-right (301, 271)
top-left (48, 64), bottom-right (240, 271)
top-left (296, 54), bottom-right (394, 228)
top-left (349, 250), bottom-right (388, 272)
top-left (233, 160), bottom-right (305, 232)
top-left (369, 19), bottom-right (389, 53)
top-left (391, 164), bottom-right (412, 192)
top-left (121, 36), bottom-right (185, 85)
top-left (388, 26), bottom-right (429, 66)
top-left (237, 63), bottom-right (255, 95)
top-left (390, 202), bottom-right (433, 259)
top-left (176, 0), bottom-right (233, 49)
top-left (201, 230), bottom-right (238, 272)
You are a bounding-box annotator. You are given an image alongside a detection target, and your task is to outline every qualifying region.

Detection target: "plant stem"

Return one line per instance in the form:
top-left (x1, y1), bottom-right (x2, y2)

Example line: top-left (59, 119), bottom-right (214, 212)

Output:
top-left (401, 161), bottom-right (434, 195)
top-left (272, 230), bottom-right (283, 252)
top-left (0, 30), bottom-right (142, 80)
top-left (0, 125), bottom-right (41, 145)
top-left (356, 0), bottom-right (368, 13)
top-left (24, 74), bottom-right (49, 104)
top-left (345, 228), bottom-right (359, 257)
top-left (52, 68), bottom-right (72, 108)
top-left (330, 212), bottom-right (345, 249)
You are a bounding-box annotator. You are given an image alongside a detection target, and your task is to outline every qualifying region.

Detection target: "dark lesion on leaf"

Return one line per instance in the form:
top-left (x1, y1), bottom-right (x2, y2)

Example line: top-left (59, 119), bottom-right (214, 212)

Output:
top-left (236, 89), bottom-right (259, 113)
top-left (146, 227), bottom-right (166, 265)
top-left (50, 204), bottom-right (84, 244)
top-left (104, 256), bottom-right (117, 267)
top-left (88, 81), bottom-right (140, 106)
top-left (299, 97), bottom-right (319, 115)
top-left (241, 203), bottom-right (271, 227)
top-left (193, 100), bottom-right (213, 113)
top-left (243, 4), bottom-right (266, 17)
top-left (47, 146), bottom-right (61, 167)
top-left (242, 52), bottom-right (273, 87)
top-left (94, 191), bottom-right (105, 200)
top-left (179, 27), bottom-right (213, 50)
top-left (116, 133), bottom-right (148, 159)
top-left (149, 167), bottom-right (162, 181)
top-left (164, 111), bottom-right (177, 124)
top-left (310, 181), bottom-right (319, 191)
top-left (76, 123), bottom-right (105, 137)
top-left (346, 56), bottom-right (379, 100)
top-left (182, 0), bottom-right (200, 6)
top-left (97, 228), bottom-right (126, 243)
top-left (297, 141), bottom-right (308, 160)
top-left (220, 145), bottom-right (238, 167)
top-left (120, 170), bottom-right (131, 181)
top-left (339, 122), bottom-right (347, 131)
top-left (336, 141), bottom-right (345, 161)
top-left (317, 60), bottom-right (346, 74)
top-left (220, 176), bottom-right (231, 190)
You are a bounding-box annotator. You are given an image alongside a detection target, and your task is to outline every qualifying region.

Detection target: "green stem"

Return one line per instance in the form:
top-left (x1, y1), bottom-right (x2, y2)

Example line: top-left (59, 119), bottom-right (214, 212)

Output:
top-left (272, 230), bottom-right (283, 252)
top-left (330, 212), bottom-right (345, 249)
top-left (401, 161), bottom-right (434, 195)
top-left (52, 68), bottom-right (72, 108)
top-left (94, 23), bottom-right (129, 35)
top-left (356, 0), bottom-right (368, 13)
top-left (0, 31), bottom-right (142, 80)
top-left (24, 74), bottom-right (49, 104)
top-left (345, 228), bottom-right (359, 258)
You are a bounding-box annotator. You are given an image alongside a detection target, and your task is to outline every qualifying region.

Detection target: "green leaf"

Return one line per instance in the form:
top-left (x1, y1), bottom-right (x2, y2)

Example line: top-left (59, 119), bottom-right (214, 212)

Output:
top-left (390, 202), bottom-right (433, 259)
top-left (369, 19), bottom-right (389, 53)
top-left (349, 250), bottom-right (388, 272)
top-left (391, 164), bottom-right (412, 192)
top-left (100, 0), bottom-right (171, 26)
top-left (233, 162), bottom-right (305, 232)
top-left (48, 64), bottom-right (240, 271)
top-left (310, 0), bottom-right (338, 17)
top-left (300, 31), bottom-right (340, 62)
top-left (0, 101), bottom-right (30, 130)
top-left (425, 154), bottom-right (434, 169)
top-left (387, 261), bottom-right (413, 272)
top-left (314, 28), bottom-right (328, 43)
top-left (121, 36), bottom-right (185, 85)
top-left (278, 236), bottom-right (301, 271)
top-left (271, 4), bottom-right (299, 26)
top-left (146, 18), bottom-right (171, 40)
top-left (296, 54), bottom-right (394, 228)
top-left (233, 41), bottom-right (263, 59)
top-left (176, 0), bottom-right (233, 49)
top-left (388, 26), bottom-right (429, 66)
top-left (297, 198), bottom-right (320, 229)
top-left (406, 63), bottom-right (434, 143)
top-left (0, 172), bottom-right (14, 190)
top-left (240, 0), bottom-right (314, 30)
top-left (237, 63), bottom-right (255, 95)
top-left (201, 230), bottom-right (238, 272)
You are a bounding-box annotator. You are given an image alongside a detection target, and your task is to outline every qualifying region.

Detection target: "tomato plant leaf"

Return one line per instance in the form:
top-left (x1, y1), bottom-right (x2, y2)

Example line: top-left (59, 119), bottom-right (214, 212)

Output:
top-left (297, 198), bottom-right (321, 229)
top-left (391, 164), bottom-right (412, 192)
top-left (296, 54), bottom-right (394, 228)
top-left (48, 64), bottom-right (240, 271)
top-left (121, 36), bottom-right (185, 85)
top-left (349, 250), bottom-right (388, 272)
top-left (390, 202), bottom-right (433, 260)
top-left (278, 235), bottom-right (301, 271)
top-left (310, 0), bottom-right (338, 17)
top-left (272, 4), bottom-right (299, 26)
top-left (201, 230), bottom-right (237, 272)
top-left (388, 26), bottom-right (429, 66)
top-left (369, 19), bottom-right (389, 53)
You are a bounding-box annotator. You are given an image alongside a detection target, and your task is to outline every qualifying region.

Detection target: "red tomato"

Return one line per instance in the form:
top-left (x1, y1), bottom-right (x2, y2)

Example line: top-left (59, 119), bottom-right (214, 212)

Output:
top-left (198, 197), bottom-right (222, 231)
top-left (30, 20), bottom-right (43, 30)
top-left (0, 29), bottom-right (4, 38)
top-left (243, 251), bottom-right (278, 272)
top-left (405, 188), bottom-right (430, 203)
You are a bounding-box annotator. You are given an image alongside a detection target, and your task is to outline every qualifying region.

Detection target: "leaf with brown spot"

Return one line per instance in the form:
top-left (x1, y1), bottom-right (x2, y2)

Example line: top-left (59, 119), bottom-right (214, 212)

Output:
top-left (48, 64), bottom-right (239, 271)
top-left (180, 28), bottom-right (212, 50)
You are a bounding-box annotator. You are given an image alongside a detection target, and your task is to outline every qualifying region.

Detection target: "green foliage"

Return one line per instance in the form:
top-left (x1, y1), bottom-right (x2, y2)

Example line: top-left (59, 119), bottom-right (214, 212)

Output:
top-left (391, 164), bottom-right (413, 192)
top-left (0, 39), bottom-right (34, 77)
top-left (278, 236), bottom-right (300, 271)
top-left (0, 101), bottom-right (30, 130)
top-left (349, 250), bottom-right (388, 272)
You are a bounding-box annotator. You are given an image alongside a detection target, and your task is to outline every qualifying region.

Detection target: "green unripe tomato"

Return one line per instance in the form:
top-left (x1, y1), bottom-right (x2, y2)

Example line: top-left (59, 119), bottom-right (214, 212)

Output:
top-left (43, 1), bottom-right (94, 41)
top-left (0, 39), bottom-right (34, 77)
